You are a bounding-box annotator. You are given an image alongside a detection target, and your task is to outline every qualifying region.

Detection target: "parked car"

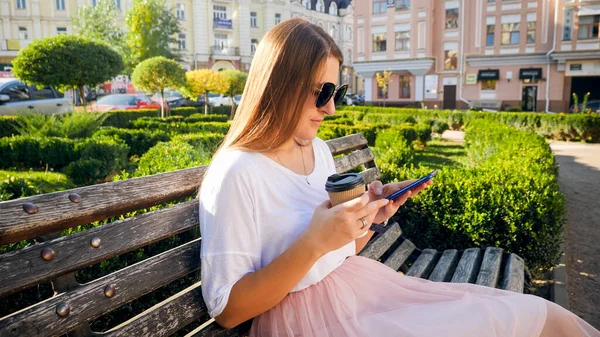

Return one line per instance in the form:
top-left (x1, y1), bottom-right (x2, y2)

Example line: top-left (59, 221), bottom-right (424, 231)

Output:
top-left (152, 89), bottom-right (203, 108)
top-left (88, 94), bottom-right (167, 112)
top-left (350, 94), bottom-right (365, 105)
top-left (0, 78), bottom-right (72, 115)
top-left (208, 93), bottom-right (233, 106)
top-left (569, 100), bottom-right (600, 114)
top-left (233, 94), bottom-right (242, 106)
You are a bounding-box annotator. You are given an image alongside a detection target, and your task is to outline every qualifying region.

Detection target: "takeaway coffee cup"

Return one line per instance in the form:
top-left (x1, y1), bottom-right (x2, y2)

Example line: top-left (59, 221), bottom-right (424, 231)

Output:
top-left (325, 173), bottom-right (366, 206)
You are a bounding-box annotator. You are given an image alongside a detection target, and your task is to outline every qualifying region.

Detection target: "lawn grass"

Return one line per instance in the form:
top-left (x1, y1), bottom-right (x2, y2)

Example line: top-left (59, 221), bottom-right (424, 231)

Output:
top-left (0, 170), bottom-right (75, 194)
top-left (413, 138), bottom-right (467, 170)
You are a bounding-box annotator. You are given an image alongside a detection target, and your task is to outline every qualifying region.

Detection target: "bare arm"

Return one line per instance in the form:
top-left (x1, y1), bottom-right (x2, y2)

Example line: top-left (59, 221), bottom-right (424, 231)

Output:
top-left (355, 230), bottom-right (375, 254)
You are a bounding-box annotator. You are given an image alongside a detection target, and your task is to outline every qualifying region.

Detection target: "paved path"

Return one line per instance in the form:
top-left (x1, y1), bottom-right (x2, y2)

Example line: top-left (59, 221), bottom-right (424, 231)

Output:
top-left (550, 142), bottom-right (600, 329)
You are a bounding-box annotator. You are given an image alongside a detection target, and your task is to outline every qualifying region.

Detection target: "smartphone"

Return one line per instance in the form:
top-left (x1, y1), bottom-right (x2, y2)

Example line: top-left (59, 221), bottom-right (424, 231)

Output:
top-left (385, 170), bottom-right (438, 201)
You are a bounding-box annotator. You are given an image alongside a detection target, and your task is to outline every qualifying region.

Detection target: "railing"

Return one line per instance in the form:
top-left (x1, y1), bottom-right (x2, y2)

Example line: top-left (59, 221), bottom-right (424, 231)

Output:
top-left (211, 46), bottom-right (240, 56)
top-left (213, 17), bottom-right (233, 29)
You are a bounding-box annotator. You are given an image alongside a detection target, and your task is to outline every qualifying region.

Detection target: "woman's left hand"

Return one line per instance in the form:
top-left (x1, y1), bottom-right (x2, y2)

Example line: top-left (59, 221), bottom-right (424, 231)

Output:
top-left (367, 179), bottom-right (434, 225)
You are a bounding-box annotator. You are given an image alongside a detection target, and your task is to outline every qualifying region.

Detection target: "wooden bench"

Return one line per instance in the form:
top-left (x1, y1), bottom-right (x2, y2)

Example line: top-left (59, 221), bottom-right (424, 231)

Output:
top-left (0, 133), bottom-right (525, 337)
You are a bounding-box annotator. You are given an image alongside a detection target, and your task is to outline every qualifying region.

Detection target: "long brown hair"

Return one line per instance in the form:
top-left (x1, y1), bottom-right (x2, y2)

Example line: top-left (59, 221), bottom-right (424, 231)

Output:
top-left (219, 18), bottom-right (344, 153)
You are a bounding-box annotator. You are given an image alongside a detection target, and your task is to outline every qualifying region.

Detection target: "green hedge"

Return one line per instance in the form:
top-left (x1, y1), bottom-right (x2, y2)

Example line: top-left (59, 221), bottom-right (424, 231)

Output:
top-left (65, 136), bottom-right (129, 185)
top-left (132, 139), bottom-right (211, 177)
top-left (389, 120), bottom-right (564, 271)
top-left (130, 119), bottom-right (230, 134)
top-left (184, 114), bottom-right (230, 123)
top-left (93, 127), bottom-right (170, 157)
top-left (171, 133), bottom-right (225, 155)
top-left (0, 136), bottom-right (78, 169)
top-left (0, 116), bottom-right (19, 138)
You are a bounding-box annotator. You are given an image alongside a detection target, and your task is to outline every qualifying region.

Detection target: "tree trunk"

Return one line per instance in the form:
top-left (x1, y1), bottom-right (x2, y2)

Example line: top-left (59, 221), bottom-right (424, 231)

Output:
top-left (204, 92), bottom-right (209, 116)
top-left (160, 89), bottom-right (165, 119)
top-left (230, 96), bottom-right (235, 119)
top-left (79, 87), bottom-right (87, 112)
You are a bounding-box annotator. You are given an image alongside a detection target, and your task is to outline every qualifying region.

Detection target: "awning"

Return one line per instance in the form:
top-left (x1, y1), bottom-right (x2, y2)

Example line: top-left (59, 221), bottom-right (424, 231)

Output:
top-left (477, 69), bottom-right (500, 81)
top-left (519, 68), bottom-right (543, 80)
top-left (578, 5), bottom-right (600, 16)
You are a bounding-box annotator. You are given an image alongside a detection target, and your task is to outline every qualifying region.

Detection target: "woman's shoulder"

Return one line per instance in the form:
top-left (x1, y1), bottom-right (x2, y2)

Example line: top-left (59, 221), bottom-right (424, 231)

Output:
top-left (206, 149), bottom-right (258, 180)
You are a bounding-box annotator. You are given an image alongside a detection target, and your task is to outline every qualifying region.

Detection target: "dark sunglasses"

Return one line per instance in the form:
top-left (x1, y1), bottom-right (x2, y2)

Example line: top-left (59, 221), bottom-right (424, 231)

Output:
top-left (315, 82), bottom-right (349, 108)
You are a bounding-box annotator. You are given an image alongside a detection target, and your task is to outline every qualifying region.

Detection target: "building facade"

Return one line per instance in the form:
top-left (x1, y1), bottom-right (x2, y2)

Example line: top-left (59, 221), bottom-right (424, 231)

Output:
top-left (0, 0), bottom-right (356, 92)
top-left (354, 0), bottom-right (600, 112)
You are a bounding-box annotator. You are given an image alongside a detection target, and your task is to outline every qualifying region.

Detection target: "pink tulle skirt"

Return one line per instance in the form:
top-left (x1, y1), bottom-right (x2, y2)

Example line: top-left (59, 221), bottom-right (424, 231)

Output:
top-left (249, 256), bottom-right (599, 337)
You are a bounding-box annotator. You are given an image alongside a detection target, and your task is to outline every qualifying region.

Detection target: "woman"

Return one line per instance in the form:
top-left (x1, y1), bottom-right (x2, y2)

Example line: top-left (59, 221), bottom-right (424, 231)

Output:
top-left (199, 18), bottom-right (599, 336)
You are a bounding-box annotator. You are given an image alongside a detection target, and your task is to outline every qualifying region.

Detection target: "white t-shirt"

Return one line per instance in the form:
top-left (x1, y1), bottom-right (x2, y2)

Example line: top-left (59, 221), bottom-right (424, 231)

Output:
top-left (199, 137), bottom-right (356, 318)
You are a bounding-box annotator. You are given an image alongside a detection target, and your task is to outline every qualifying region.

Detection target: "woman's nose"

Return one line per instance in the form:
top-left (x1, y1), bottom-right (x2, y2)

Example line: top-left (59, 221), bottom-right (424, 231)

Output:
top-left (321, 97), bottom-right (336, 116)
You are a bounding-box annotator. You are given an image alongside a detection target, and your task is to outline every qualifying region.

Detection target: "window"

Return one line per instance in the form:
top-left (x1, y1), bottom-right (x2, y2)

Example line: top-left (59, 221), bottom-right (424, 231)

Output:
top-left (329, 2), bottom-right (337, 15)
top-left (563, 8), bottom-right (573, 41)
top-left (214, 5), bottom-right (227, 19)
top-left (578, 15), bottom-right (600, 40)
top-left (251, 39), bottom-right (258, 54)
top-left (373, 33), bottom-right (386, 52)
top-left (377, 86), bottom-right (388, 99)
top-left (347, 26), bottom-right (353, 40)
top-left (275, 13), bottom-right (281, 24)
top-left (527, 22), bottom-right (536, 44)
top-left (92, 0), bottom-right (96, 7)
top-left (373, 0), bottom-right (387, 14)
top-left (445, 8), bottom-right (459, 29)
top-left (16, 0), bottom-right (25, 9)
top-left (214, 33), bottom-right (228, 50)
top-left (396, 0), bottom-right (410, 10)
top-left (57, 27), bottom-right (67, 35)
top-left (488, 0), bottom-right (495, 2)
top-left (444, 49), bottom-right (458, 70)
top-left (176, 3), bottom-right (185, 20)
top-left (347, 48), bottom-right (352, 63)
top-left (481, 80), bottom-right (496, 90)
top-left (501, 23), bottom-right (520, 45)
top-left (330, 24), bottom-right (338, 40)
top-left (316, 0), bottom-right (324, 12)
top-left (177, 33), bottom-right (186, 50)
top-left (302, 0), bottom-right (310, 9)
top-left (19, 27), bottom-right (28, 40)
top-left (486, 24), bottom-right (495, 46)
top-left (395, 31), bottom-right (410, 51)
top-left (0, 83), bottom-right (29, 102)
top-left (250, 12), bottom-right (257, 27)
top-left (399, 75), bottom-right (410, 98)
top-left (30, 86), bottom-right (56, 100)
top-left (115, 0), bottom-right (120, 10)
top-left (56, 0), bottom-right (65, 10)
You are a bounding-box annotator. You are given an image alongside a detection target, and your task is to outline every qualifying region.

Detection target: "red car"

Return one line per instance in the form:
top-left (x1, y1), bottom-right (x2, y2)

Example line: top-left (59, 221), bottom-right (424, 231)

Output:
top-left (89, 94), bottom-right (168, 112)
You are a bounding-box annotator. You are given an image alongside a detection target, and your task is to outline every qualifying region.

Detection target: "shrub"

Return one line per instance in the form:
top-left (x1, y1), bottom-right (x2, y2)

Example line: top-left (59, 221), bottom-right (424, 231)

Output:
top-left (134, 139), bottom-right (211, 177)
top-left (184, 114), bottom-right (229, 123)
top-left (129, 118), bottom-right (230, 134)
top-left (0, 175), bottom-right (40, 201)
top-left (0, 136), bottom-right (78, 170)
top-left (92, 127), bottom-right (170, 157)
top-left (171, 133), bottom-right (225, 155)
top-left (0, 116), bottom-right (19, 138)
top-left (66, 136), bottom-right (129, 185)
top-left (102, 109), bottom-right (161, 128)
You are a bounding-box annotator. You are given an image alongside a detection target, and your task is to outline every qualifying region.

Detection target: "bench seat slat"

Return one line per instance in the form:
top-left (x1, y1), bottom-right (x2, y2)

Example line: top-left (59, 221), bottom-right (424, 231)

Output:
top-left (360, 167), bottom-right (381, 185)
top-left (0, 166), bottom-right (206, 245)
top-left (428, 249), bottom-right (459, 282)
top-left (451, 248), bottom-right (483, 284)
top-left (0, 200), bottom-right (199, 298)
top-left (0, 240), bottom-right (201, 337)
top-left (475, 247), bottom-right (503, 288)
top-left (326, 134), bottom-right (368, 156)
top-left (382, 239), bottom-right (415, 272)
top-left (501, 254), bottom-right (525, 293)
top-left (405, 249), bottom-right (438, 278)
top-left (334, 148), bottom-right (375, 174)
top-left (358, 223), bottom-right (401, 261)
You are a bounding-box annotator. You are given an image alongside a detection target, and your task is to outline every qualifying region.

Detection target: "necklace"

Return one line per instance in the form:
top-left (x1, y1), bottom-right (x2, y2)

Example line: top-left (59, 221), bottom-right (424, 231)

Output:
top-left (273, 141), bottom-right (311, 185)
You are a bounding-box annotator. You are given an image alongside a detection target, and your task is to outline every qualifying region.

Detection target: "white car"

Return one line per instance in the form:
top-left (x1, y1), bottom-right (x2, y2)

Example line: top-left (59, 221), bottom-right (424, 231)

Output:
top-left (208, 93), bottom-right (233, 107)
top-left (0, 78), bottom-right (72, 115)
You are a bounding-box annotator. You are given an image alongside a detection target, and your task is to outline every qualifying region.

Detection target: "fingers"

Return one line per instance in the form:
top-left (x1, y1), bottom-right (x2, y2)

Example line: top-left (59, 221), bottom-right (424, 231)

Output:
top-left (356, 197), bottom-right (389, 220)
top-left (340, 192), bottom-right (370, 211)
top-left (369, 181), bottom-right (384, 196)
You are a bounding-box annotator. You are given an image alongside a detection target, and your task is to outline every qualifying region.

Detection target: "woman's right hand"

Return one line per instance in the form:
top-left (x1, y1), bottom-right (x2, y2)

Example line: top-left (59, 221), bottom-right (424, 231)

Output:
top-left (301, 193), bottom-right (390, 257)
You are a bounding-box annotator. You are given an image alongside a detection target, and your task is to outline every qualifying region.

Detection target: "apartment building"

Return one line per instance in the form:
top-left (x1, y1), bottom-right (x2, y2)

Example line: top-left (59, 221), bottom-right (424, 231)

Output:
top-left (0, 0), bottom-right (356, 92)
top-left (354, 0), bottom-right (600, 112)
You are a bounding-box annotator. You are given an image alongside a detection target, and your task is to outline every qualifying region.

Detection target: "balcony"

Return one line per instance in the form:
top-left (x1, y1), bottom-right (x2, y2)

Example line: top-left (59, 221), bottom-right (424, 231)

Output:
top-left (211, 46), bottom-right (240, 57)
top-left (213, 18), bottom-right (233, 30)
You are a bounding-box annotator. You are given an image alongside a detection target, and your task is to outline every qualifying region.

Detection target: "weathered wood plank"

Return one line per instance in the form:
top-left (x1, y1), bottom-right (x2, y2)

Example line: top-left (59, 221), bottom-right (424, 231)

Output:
top-left (0, 200), bottom-right (199, 298)
top-left (334, 148), bottom-right (375, 174)
top-left (501, 254), bottom-right (525, 293)
top-left (475, 247), bottom-right (503, 288)
top-left (406, 249), bottom-right (438, 278)
top-left (0, 166), bottom-right (206, 245)
top-left (382, 239), bottom-right (415, 272)
top-left (451, 248), bottom-right (483, 284)
top-left (428, 249), bottom-right (459, 282)
top-left (360, 167), bottom-right (381, 185)
top-left (0, 240), bottom-right (201, 337)
top-left (189, 321), bottom-right (252, 337)
top-left (101, 282), bottom-right (207, 337)
top-left (325, 134), bottom-right (368, 156)
top-left (358, 222), bottom-right (401, 260)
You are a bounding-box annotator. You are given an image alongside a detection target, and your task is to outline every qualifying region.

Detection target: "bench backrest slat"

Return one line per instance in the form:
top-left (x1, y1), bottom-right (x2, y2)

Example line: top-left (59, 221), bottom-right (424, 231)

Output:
top-left (405, 249), bottom-right (438, 278)
top-left (333, 148), bottom-right (374, 174)
top-left (325, 134), bottom-right (368, 156)
top-left (357, 223), bottom-right (401, 261)
top-left (0, 239), bottom-right (201, 337)
top-left (450, 248), bottom-right (483, 284)
top-left (382, 239), bottom-right (416, 272)
top-left (501, 254), bottom-right (525, 293)
top-left (0, 200), bottom-right (199, 298)
top-left (475, 247), bottom-right (503, 288)
top-left (427, 249), bottom-right (459, 282)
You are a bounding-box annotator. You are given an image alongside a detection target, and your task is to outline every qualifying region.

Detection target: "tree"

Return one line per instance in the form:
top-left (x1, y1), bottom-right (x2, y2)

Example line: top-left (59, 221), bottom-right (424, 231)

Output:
top-left (12, 35), bottom-right (123, 109)
top-left (73, 0), bottom-right (126, 56)
top-left (221, 70), bottom-right (247, 117)
top-left (131, 56), bottom-right (186, 118)
top-left (375, 70), bottom-right (392, 107)
top-left (183, 69), bottom-right (228, 115)
top-left (125, 0), bottom-right (181, 73)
